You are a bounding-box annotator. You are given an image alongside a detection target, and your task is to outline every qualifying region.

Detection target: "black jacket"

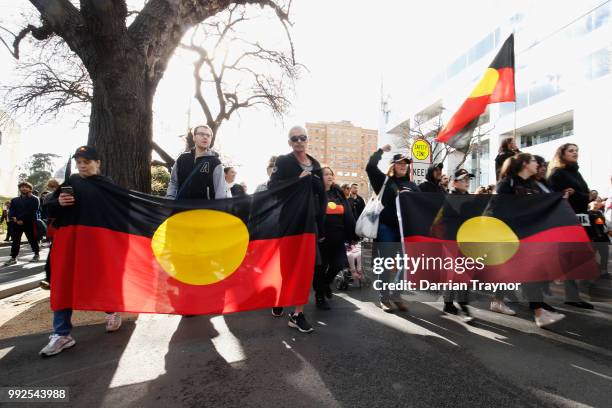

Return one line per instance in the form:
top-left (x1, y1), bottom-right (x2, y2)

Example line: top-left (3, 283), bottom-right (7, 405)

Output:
top-left (8, 195), bottom-right (40, 223)
top-left (547, 164), bottom-right (590, 213)
top-left (46, 174), bottom-right (115, 224)
top-left (495, 149), bottom-right (520, 180)
top-left (366, 149), bottom-right (420, 230)
top-left (418, 165), bottom-right (446, 193)
top-left (325, 185), bottom-right (358, 243)
top-left (269, 152), bottom-right (327, 236)
top-left (496, 175), bottom-right (541, 195)
top-left (347, 195), bottom-right (366, 220)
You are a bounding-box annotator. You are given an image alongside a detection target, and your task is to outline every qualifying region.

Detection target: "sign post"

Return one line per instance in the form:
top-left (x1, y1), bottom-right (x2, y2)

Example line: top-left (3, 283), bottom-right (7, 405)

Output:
top-left (410, 138), bottom-right (432, 184)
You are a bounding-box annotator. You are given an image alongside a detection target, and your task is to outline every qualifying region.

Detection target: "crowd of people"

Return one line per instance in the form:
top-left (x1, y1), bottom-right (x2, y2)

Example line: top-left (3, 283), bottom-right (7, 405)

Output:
top-left (1, 126), bottom-right (610, 357)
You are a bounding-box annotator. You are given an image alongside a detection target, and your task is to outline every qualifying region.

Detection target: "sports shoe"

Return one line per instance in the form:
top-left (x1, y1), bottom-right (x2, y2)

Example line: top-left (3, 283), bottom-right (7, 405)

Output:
top-left (541, 303), bottom-right (557, 312)
top-left (459, 304), bottom-right (473, 322)
top-left (288, 313), bottom-right (313, 333)
top-left (565, 301), bottom-right (594, 310)
top-left (535, 309), bottom-right (566, 327)
top-left (272, 307), bottom-right (284, 317)
top-left (380, 300), bottom-right (394, 313)
top-left (39, 334), bottom-right (76, 357)
top-left (105, 313), bottom-right (122, 332)
top-left (443, 302), bottom-right (458, 315)
top-left (3, 258), bottom-right (17, 267)
top-left (29, 254), bottom-right (40, 263)
top-left (39, 280), bottom-right (50, 290)
top-left (490, 301), bottom-right (516, 315)
top-left (316, 298), bottom-right (331, 310)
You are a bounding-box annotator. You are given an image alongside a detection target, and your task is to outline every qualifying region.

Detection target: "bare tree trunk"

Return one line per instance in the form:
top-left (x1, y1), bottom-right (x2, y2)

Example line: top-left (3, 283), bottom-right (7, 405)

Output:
top-left (88, 55), bottom-right (153, 192)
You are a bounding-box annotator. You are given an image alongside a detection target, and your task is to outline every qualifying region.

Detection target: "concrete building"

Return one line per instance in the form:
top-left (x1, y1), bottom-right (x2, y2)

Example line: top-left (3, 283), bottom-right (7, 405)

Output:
top-left (0, 112), bottom-right (22, 198)
top-left (306, 121), bottom-right (378, 196)
top-left (386, 1), bottom-right (612, 195)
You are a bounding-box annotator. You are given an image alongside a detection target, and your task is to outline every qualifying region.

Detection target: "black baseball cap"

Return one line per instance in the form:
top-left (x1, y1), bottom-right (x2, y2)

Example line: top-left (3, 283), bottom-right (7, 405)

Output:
top-left (453, 169), bottom-right (475, 181)
top-left (391, 153), bottom-right (412, 164)
top-left (73, 146), bottom-right (99, 160)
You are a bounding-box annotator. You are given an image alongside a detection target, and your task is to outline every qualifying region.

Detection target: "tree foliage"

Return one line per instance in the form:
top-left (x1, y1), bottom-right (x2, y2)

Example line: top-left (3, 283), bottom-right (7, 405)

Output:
top-left (18, 152), bottom-right (60, 193)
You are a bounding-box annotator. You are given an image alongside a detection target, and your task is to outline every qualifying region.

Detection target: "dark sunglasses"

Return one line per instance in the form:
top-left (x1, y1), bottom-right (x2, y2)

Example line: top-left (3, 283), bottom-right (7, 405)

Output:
top-left (290, 135), bottom-right (308, 142)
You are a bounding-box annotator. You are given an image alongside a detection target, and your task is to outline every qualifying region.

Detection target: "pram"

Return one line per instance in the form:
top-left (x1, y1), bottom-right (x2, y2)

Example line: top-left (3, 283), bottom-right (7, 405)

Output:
top-left (334, 242), bottom-right (371, 290)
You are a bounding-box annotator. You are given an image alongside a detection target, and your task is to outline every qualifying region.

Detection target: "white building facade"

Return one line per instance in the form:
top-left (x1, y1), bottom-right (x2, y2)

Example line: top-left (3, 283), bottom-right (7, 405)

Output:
top-left (0, 112), bottom-right (22, 198)
top-left (386, 1), bottom-right (612, 196)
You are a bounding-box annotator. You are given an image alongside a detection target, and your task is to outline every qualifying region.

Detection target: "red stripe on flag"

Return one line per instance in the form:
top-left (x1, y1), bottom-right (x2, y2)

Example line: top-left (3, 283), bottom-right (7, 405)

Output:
top-left (435, 95), bottom-right (490, 143)
top-left (50, 225), bottom-right (316, 314)
top-left (489, 67), bottom-right (515, 103)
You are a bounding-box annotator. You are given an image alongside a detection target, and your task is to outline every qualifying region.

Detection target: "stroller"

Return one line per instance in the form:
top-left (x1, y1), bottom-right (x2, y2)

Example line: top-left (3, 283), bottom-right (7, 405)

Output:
top-left (334, 242), bottom-right (371, 290)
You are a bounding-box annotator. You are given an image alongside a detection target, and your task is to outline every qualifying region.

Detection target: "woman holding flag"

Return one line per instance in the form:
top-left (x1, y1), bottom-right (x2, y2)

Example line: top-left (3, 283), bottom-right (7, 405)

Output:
top-left (496, 153), bottom-right (567, 327)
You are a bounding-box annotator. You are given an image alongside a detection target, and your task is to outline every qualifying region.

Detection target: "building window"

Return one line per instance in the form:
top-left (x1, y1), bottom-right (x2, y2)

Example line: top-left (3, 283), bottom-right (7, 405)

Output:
top-left (468, 32), bottom-right (495, 65)
top-left (520, 120), bottom-right (573, 148)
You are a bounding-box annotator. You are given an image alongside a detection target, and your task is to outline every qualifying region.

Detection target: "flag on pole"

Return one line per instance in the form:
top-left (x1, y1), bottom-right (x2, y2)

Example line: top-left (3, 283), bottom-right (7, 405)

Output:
top-left (50, 176), bottom-right (316, 315)
top-left (436, 34), bottom-right (516, 149)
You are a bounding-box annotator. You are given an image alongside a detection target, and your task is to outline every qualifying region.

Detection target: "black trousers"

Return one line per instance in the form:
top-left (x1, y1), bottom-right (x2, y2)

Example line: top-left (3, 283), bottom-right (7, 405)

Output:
top-left (10, 221), bottom-right (39, 258)
top-left (313, 237), bottom-right (348, 299)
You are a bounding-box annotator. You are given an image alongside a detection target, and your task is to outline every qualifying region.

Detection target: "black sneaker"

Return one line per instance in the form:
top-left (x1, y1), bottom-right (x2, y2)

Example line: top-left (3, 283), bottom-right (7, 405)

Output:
top-left (30, 254), bottom-right (40, 263)
top-left (565, 301), bottom-right (594, 310)
top-left (272, 307), bottom-right (284, 317)
top-left (443, 303), bottom-right (458, 315)
top-left (325, 286), bottom-right (332, 299)
top-left (288, 313), bottom-right (313, 333)
top-left (315, 298), bottom-right (330, 310)
top-left (541, 303), bottom-right (556, 312)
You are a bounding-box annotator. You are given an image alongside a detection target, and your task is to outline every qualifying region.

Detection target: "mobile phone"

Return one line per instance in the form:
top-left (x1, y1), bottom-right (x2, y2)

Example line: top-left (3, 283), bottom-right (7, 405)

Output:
top-left (61, 186), bottom-right (74, 195)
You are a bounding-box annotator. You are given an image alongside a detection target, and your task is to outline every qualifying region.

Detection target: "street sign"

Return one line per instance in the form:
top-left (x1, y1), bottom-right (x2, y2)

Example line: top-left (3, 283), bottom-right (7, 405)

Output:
top-left (410, 138), bottom-right (432, 184)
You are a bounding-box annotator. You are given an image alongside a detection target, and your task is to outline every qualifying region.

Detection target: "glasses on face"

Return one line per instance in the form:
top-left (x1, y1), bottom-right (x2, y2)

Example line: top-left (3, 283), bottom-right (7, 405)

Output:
top-left (290, 135), bottom-right (308, 143)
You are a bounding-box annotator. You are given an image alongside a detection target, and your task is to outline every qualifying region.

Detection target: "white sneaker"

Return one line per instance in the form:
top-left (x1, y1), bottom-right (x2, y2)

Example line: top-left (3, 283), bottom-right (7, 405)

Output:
top-left (39, 334), bottom-right (76, 357)
top-left (105, 313), bottom-right (122, 332)
top-left (490, 301), bottom-right (516, 316)
top-left (535, 309), bottom-right (566, 328)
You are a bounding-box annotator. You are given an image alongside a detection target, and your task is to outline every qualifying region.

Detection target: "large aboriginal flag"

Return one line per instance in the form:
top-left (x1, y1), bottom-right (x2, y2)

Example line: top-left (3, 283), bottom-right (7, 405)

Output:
top-left (50, 175), bottom-right (316, 314)
top-left (397, 193), bottom-right (599, 284)
top-left (436, 34), bottom-right (515, 149)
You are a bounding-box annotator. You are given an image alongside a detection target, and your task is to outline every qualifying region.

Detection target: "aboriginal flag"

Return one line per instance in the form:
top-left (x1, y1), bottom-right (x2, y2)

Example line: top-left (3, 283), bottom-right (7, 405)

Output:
top-left (436, 34), bottom-right (515, 149)
top-left (50, 175), bottom-right (316, 314)
top-left (397, 193), bottom-right (598, 283)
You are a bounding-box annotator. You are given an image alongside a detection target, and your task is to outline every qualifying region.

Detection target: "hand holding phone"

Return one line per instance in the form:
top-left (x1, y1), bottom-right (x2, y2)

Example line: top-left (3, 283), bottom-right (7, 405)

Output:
top-left (59, 186), bottom-right (75, 207)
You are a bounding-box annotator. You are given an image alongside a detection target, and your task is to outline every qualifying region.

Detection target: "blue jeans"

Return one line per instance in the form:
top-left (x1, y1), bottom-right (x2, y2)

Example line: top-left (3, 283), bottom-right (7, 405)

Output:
top-left (53, 309), bottom-right (113, 336)
top-left (375, 223), bottom-right (403, 302)
top-left (53, 309), bottom-right (73, 336)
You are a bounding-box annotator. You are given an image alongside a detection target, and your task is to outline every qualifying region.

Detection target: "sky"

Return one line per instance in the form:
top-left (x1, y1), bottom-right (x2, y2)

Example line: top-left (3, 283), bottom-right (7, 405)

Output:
top-left (0, 0), bottom-right (535, 190)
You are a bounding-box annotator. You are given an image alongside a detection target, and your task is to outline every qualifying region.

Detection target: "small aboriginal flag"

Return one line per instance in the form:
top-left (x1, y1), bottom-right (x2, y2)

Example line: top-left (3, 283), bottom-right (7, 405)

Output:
top-left (397, 192), bottom-right (599, 284)
top-left (50, 175), bottom-right (316, 315)
top-left (436, 34), bottom-right (515, 149)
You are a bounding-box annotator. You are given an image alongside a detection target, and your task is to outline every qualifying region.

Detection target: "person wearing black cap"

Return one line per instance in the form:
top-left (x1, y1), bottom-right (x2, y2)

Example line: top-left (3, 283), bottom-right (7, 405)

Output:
top-left (442, 168), bottom-right (475, 321)
top-left (39, 146), bottom-right (122, 357)
top-left (166, 125), bottom-right (229, 200)
top-left (418, 163), bottom-right (446, 194)
top-left (366, 144), bottom-right (420, 312)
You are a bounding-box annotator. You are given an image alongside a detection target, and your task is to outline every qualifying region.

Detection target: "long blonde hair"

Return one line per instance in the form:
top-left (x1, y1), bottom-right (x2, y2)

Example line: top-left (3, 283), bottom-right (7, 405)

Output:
top-left (547, 143), bottom-right (577, 178)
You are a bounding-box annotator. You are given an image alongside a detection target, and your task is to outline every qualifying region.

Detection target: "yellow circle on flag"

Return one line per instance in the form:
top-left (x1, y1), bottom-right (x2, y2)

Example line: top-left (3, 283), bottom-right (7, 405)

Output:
top-left (412, 139), bottom-right (430, 161)
top-left (470, 68), bottom-right (500, 98)
top-left (328, 202), bottom-right (337, 210)
top-left (151, 209), bottom-right (249, 285)
top-left (456, 216), bottom-right (519, 265)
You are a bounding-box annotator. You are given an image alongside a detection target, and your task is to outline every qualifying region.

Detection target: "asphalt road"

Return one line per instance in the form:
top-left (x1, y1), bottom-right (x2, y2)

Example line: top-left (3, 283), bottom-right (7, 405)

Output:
top-left (1, 285), bottom-right (612, 408)
top-left (0, 243), bottom-right (49, 285)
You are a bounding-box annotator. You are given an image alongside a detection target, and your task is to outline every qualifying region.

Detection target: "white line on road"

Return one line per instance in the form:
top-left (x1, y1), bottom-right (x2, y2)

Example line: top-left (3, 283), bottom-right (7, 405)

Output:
top-left (571, 364), bottom-right (612, 381)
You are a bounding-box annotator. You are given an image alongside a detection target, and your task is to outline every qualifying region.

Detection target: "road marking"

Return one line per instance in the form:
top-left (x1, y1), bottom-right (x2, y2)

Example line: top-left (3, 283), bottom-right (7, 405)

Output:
top-left (571, 364), bottom-right (612, 381)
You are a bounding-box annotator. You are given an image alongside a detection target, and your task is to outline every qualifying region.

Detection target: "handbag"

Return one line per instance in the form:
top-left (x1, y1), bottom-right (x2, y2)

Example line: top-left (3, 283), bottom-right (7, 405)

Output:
top-left (355, 176), bottom-right (389, 239)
